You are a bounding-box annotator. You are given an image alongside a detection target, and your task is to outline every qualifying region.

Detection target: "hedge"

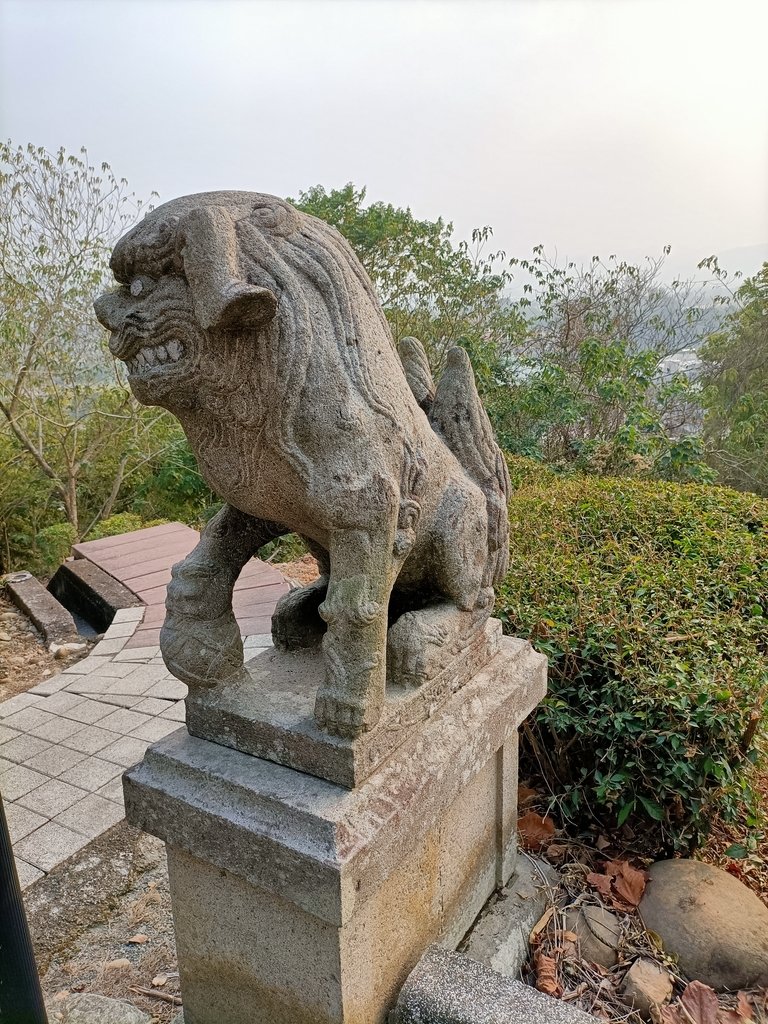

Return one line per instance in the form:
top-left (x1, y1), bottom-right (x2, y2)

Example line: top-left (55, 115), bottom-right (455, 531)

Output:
top-left (497, 457), bottom-right (767, 850)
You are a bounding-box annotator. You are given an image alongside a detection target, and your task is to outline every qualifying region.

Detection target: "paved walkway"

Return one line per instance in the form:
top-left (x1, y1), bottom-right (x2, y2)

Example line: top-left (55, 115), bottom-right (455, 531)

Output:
top-left (1, 525), bottom-right (289, 889)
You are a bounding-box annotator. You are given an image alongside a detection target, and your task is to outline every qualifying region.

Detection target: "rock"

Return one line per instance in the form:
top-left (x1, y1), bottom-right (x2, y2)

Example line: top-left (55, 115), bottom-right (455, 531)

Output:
top-left (0, 631), bottom-right (11, 642)
top-left (620, 958), bottom-right (674, 1019)
top-left (51, 641), bottom-right (88, 658)
top-left (640, 859), bottom-right (768, 990)
top-left (50, 993), bottom-right (151, 1024)
top-left (564, 904), bottom-right (622, 968)
top-left (105, 958), bottom-right (131, 970)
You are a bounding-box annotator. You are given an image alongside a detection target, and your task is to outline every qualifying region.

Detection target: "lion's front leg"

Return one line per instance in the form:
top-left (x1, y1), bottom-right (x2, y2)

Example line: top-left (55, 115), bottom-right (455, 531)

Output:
top-left (160, 504), bottom-right (284, 690)
top-left (314, 522), bottom-right (397, 740)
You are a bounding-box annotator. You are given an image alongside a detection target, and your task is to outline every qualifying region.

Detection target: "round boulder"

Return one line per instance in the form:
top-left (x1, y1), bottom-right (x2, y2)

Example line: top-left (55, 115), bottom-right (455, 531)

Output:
top-left (639, 859), bottom-right (768, 990)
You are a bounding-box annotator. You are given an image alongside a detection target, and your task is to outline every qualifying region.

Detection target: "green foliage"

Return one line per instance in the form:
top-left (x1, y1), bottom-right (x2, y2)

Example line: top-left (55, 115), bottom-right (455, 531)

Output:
top-left (258, 533), bottom-right (309, 563)
top-left (700, 262), bottom-right (768, 495)
top-left (31, 523), bottom-right (77, 577)
top-left (88, 513), bottom-right (167, 540)
top-left (492, 336), bottom-right (714, 483)
top-left (129, 434), bottom-right (219, 527)
top-left (290, 183), bottom-right (523, 379)
top-left (497, 467), bottom-right (767, 849)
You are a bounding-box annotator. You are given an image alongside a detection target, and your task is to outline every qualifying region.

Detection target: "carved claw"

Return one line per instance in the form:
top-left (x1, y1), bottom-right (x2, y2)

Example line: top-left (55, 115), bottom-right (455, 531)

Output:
top-left (314, 642), bottom-right (383, 739)
top-left (314, 692), bottom-right (372, 739)
top-left (160, 608), bottom-right (244, 689)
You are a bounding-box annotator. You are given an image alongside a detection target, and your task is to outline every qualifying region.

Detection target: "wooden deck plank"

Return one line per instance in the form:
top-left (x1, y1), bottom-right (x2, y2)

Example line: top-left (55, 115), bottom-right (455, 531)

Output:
top-left (75, 521), bottom-right (288, 649)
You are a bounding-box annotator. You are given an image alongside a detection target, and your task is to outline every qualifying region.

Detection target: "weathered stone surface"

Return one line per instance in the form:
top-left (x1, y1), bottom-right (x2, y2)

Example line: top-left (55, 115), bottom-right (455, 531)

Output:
top-left (94, 192), bottom-right (512, 741)
top-left (124, 641), bottom-right (545, 1023)
top-left (4, 571), bottom-right (79, 645)
top-left (463, 856), bottom-right (558, 977)
top-left (639, 859), bottom-right (768, 990)
top-left (186, 619), bottom-right (503, 787)
top-left (392, 945), bottom-right (595, 1024)
top-left (48, 993), bottom-right (150, 1024)
top-left (620, 958), bottom-right (674, 1020)
top-left (49, 559), bottom-right (141, 633)
top-left (126, 638), bottom-right (545, 926)
top-left (564, 904), bottom-right (622, 968)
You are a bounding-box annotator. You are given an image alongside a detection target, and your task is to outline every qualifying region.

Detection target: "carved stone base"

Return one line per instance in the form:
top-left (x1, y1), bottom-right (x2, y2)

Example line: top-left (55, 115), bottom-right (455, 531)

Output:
top-left (186, 618), bottom-right (502, 788)
top-left (124, 636), bottom-right (546, 1024)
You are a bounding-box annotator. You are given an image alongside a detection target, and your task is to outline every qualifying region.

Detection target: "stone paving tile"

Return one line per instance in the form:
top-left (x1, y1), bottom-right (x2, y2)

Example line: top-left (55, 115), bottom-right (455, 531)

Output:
top-left (15, 820), bottom-right (87, 872)
top-left (18, 778), bottom-right (90, 817)
top-left (28, 675), bottom-right (70, 696)
top-left (92, 637), bottom-right (129, 656)
top-left (90, 693), bottom-right (144, 709)
top-left (16, 858), bottom-right (44, 889)
top-left (159, 702), bottom-right (186, 723)
top-left (96, 708), bottom-right (152, 735)
top-left (6, 802), bottom-right (47, 842)
top-left (58, 756), bottom-right (123, 792)
top-left (0, 723), bottom-right (20, 745)
top-left (104, 620), bottom-right (137, 638)
top-left (97, 662), bottom-right (138, 678)
top-left (36, 691), bottom-right (84, 716)
top-left (131, 717), bottom-right (181, 743)
top-left (54, 792), bottom-right (124, 839)
top-left (112, 607), bottom-right (145, 623)
top-left (61, 725), bottom-right (122, 756)
top-left (95, 775), bottom-right (125, 805)
top-left (2, 705), bottom-right (56, 734)
top-left (0, 692), bottom-right (43, 717)
top-left (23, 744), bottom-right (86, 778)
top-left (63, 676), bottom-right (116, 695)
top-left (133, 696), bottom-right (175, 716)
top-left (32, 715), bottom-right (84, 744)
top-left (113, 646), bottom-right (159, 662)
top-left (61, 656), bottom-right (113, 676)
top-left (145, 679), bottom-right (188, 701)
top-left (104, 675), bottom-right (158, 697)
top-left (0, 734), bottom-right (51, 764)
top-left (58, 698), bottom-right (115, 725)
top-left (98, 736), bottom-right (150, 767)
top-left (0, 762), bottom-right (49, 800)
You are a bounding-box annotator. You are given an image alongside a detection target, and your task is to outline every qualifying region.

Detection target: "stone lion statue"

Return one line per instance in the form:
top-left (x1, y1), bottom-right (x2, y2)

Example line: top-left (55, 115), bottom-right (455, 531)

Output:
top-left (94, 192), bottom-right (510, 739)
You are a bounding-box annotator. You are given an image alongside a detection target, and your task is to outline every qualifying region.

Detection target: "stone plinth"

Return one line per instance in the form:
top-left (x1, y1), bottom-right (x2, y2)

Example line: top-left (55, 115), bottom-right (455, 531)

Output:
top-left (124, 636), bottom-right (546, 1024)
top-left (186, 619), bottom-right (502, 788)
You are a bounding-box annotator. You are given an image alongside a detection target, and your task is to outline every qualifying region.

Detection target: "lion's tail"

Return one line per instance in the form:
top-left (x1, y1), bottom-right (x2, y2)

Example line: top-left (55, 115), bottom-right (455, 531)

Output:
top-left (397, 338), bottom-right (511, 586)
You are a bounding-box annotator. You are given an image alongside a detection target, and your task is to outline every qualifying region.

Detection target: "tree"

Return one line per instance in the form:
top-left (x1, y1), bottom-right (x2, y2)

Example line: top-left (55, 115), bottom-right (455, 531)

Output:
top-left (0, 141), bottom-right (173, 543)
top-left (289, 183), bottom-right (523, 381)
top-left (700, 262), bottom-right (768, 495)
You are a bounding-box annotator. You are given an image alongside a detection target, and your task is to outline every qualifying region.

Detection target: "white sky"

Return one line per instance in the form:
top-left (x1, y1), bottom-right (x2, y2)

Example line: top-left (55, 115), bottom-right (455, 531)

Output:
top-left (1, 0), bottom-right (767, 278)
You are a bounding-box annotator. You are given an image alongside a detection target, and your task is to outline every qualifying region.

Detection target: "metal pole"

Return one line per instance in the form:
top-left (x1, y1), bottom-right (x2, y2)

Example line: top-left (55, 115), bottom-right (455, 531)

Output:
top-left (0, 791), bottom-right (47, 1023)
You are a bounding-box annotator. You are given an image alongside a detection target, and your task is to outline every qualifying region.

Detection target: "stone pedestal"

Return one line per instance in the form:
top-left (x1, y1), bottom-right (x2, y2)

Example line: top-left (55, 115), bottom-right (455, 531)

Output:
top-left (124, 631), bottom-right (546, 1024)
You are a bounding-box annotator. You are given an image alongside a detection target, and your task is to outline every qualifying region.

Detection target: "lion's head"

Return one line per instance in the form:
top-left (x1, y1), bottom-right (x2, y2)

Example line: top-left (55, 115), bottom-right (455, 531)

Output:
top-left (95, 191), bottom-right (406, 476)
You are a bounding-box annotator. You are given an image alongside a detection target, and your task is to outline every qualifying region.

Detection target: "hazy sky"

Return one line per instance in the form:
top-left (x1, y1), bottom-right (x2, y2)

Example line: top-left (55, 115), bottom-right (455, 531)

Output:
top-left (1, 0), bottom-right (767, 278)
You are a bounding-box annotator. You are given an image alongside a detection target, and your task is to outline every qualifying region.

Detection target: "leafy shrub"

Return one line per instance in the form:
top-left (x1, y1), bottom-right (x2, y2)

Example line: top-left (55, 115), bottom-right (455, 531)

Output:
top-left (30, 523), bottom-right (77, 576)
top-left (497, 462), bottom-right (767, 850)
top-left (89, 513), bottom-right (168, 540)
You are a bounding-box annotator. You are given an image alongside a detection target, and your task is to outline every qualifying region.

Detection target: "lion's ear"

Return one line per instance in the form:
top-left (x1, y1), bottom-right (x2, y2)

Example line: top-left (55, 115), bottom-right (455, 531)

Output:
top-left (179, 205), bottom-right (278, 332)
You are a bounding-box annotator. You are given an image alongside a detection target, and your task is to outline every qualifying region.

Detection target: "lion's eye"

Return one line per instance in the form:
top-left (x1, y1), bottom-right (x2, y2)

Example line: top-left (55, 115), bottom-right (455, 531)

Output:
top-left (130, 279), bottom-right (144, 297)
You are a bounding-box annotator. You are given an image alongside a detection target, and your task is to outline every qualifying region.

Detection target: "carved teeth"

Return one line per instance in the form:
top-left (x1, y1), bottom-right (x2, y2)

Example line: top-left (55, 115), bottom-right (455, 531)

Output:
top-left (127, 341), bottom-right (185, 374)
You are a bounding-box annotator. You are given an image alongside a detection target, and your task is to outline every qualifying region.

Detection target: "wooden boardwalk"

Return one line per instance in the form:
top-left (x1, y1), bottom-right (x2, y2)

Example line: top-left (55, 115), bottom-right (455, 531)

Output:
top-left (73, 522), bottom-right (289, 648)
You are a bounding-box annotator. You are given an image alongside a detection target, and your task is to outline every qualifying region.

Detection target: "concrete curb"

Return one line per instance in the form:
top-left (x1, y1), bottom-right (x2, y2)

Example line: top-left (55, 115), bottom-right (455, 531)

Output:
top-left (391, 945), bottom-right (595, 1024)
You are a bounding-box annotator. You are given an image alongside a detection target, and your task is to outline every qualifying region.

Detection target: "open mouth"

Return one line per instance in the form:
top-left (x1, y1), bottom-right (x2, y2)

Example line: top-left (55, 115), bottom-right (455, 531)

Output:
top-left (125, 340), bottom-right (185, 375)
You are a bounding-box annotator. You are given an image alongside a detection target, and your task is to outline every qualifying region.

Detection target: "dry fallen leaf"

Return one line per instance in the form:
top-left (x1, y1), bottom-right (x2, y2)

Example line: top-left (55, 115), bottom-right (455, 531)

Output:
top-left (661, 981), bottom-right (722, 1024)
top-left (736, 993), bottom-right (753, 1022)
top-left (529, 905), bottom-right (555, 943)
top-left (534, 949), bottom-right (562, 997)
top-left (587, 858), bottom-right (648, 911)
top-left (127, 933), bottom-right (148, 945)
top-left (518, 784), bottom-right (540, 807)
top-left (518, 810), bottom-right (556, 851)
top-left (152, 974), bottom-right (168, 988)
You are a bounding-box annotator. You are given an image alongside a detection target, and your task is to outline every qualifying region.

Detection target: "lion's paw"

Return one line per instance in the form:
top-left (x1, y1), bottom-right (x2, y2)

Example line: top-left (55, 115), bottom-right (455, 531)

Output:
top-left (160, 609), bottom-right (244, 689)
top-left (386, 612), bottom-right (448, 688)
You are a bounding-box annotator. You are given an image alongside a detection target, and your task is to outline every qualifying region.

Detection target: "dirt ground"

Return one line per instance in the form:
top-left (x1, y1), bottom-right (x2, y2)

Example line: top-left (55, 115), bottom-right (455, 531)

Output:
top-left (0, 592), bottom-right (68, 698)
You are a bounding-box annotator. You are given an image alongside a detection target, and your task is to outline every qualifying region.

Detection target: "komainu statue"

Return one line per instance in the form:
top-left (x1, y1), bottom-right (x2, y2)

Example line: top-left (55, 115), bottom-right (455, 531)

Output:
top-left (94, 192), bottom-right (510, 739)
